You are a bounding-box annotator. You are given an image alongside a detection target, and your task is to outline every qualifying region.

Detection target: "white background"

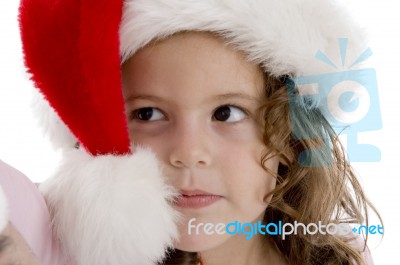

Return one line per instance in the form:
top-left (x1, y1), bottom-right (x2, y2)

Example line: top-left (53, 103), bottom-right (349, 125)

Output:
top-left (1, 0), bottom-right (399, 263)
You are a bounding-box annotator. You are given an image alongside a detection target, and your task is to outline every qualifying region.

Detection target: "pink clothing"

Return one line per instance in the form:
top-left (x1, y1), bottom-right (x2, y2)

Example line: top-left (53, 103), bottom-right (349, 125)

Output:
top-left (0, 160), bottom-right (68, 265)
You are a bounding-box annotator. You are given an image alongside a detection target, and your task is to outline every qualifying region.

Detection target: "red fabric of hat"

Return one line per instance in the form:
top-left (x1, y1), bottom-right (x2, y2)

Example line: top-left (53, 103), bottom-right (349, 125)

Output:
top-left (19, 0), bottom-right (130, 156)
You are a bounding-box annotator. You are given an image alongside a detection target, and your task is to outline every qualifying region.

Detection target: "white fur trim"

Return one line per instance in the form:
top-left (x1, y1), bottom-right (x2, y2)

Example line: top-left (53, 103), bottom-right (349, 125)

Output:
top-left (120, 0), bottom-right (366, 77)
top-left (40, 147), bottom-right (180, 265)
top-left (0, 185), bottom-right (8, 232)
top-left (31, 89), bottom-right (77, 151)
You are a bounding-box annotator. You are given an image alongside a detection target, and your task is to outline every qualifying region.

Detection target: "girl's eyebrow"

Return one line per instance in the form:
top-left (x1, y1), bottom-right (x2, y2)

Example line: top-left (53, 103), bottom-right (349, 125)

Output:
top-left (125, 94), bottom-right (167, 103)
top-left (125, 92), bottom-right (258, 103)
top-left (214, 92), bottom-right (258, 102)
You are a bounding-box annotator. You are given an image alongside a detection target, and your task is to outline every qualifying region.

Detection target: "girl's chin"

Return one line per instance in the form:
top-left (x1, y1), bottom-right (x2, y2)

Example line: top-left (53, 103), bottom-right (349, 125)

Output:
top-left (174, 234), bottom-right (230, 252)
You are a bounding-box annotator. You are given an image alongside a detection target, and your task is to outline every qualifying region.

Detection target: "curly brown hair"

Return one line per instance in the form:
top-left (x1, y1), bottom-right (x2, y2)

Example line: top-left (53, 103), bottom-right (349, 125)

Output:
top-left (161, 72), bottom-right (382, 265)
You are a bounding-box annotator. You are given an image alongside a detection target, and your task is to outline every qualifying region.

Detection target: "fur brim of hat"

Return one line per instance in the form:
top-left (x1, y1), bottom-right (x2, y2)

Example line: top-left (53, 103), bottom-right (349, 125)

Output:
top-left (40, 147), bottom-right (180, 265)
top-left (121, 0), bottom-right (366, 77)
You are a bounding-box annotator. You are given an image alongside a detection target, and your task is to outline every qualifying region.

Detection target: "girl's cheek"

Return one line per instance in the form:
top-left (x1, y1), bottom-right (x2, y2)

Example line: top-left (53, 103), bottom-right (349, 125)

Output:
top-left (128, 129), bottom-right (171, 159)
top-left (212, 121), bottom-right (263, 144)
top-left (128, 122), bottom-right (169, 142)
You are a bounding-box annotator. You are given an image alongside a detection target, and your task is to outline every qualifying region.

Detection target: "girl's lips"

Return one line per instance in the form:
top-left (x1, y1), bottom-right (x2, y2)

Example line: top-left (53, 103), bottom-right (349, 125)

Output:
top-left (174, 195), bottom-right (222, 208)
top-left (174, 192), bottom-right (222, 209)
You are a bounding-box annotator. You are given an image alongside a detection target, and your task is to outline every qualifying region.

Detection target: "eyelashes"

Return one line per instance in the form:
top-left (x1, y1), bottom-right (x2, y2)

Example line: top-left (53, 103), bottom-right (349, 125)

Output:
top-left (130, 107), bottom-right (165, 121)
top-left (212, 105), bottom-right (248, 122)
top-left (129, 104), bottom-right (249, 123)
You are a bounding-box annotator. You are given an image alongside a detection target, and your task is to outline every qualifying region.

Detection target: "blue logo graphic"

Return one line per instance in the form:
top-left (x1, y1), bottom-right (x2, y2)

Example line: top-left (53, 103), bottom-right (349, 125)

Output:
top-left (287, 38), bottom-right (382, 166)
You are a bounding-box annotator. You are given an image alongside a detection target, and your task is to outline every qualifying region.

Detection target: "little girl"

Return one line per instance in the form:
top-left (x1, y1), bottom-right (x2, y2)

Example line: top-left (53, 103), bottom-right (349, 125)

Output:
top-left (0, 0), bottom-right (380, 264)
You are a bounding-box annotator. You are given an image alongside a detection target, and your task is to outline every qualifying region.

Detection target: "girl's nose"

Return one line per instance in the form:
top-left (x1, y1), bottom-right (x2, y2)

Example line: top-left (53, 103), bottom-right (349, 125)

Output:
top-left (168, 122), bottom-right (212, 169)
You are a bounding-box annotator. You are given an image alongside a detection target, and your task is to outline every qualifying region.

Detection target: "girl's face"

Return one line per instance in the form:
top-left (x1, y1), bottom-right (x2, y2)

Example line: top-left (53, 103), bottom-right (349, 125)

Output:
top-left (122, 32), bottom-right (279, 252)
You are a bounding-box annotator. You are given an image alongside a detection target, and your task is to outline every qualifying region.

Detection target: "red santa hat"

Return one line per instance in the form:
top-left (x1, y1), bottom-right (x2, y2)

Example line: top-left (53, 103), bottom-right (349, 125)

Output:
top-left (18, 0), bottom-right (366, 264)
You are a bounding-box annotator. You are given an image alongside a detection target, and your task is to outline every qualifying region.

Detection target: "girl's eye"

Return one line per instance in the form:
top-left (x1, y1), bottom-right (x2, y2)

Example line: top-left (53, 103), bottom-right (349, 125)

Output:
top-left (131, 107), bottom-right (165, 121)
top-left (213, 105), bottom-right (247, 122)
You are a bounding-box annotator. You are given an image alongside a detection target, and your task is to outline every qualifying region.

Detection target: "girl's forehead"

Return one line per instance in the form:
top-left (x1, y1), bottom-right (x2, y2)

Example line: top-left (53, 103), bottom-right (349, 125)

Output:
top-left (122, 31), bottom-right (265, 97)
top-left (142, 31), bottom-right (235, 55)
